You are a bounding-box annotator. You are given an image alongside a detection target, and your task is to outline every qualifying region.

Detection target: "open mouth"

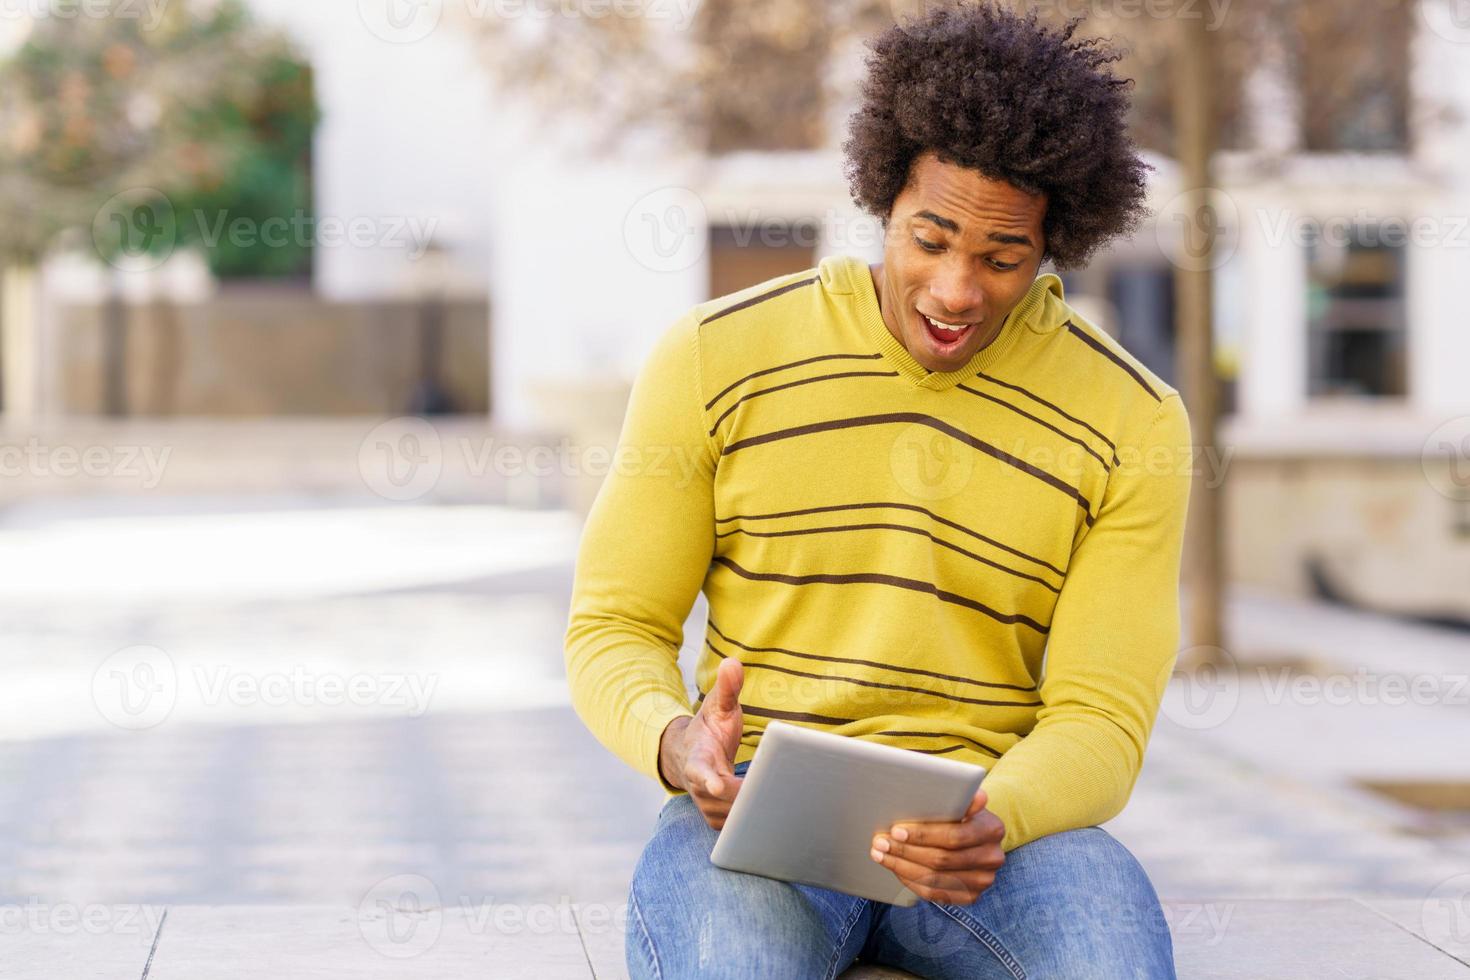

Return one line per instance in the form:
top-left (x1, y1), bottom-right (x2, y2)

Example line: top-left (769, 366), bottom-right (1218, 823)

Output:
top-left (919, 312), bottom-right (977, 352)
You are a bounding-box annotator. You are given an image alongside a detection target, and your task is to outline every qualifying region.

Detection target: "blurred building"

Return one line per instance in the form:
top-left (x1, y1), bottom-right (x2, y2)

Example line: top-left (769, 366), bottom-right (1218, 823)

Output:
top-left (4, 2), bottom-right (1469, 615)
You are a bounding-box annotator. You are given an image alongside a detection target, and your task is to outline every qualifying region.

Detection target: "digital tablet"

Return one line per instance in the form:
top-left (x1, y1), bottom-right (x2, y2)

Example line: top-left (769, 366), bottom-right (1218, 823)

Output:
top-left (709, 720), bottom-right (987, 907)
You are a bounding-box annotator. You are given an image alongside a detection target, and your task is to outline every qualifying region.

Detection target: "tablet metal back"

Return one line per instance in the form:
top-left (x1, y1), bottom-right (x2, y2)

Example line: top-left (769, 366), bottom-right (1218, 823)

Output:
top-left (709, 721), bottom-right (986, 906)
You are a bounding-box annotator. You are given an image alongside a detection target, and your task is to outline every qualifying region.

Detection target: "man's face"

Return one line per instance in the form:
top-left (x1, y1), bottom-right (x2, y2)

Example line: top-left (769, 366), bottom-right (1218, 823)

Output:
top-left (877, 151), bottom-right (1048, 373)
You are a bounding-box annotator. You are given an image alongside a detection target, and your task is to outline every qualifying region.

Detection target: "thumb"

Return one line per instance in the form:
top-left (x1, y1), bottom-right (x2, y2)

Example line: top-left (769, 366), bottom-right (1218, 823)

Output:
top-left (707, 657), bottom-right (744, 718)
top-left (964, 787), bottom-right (989, 820)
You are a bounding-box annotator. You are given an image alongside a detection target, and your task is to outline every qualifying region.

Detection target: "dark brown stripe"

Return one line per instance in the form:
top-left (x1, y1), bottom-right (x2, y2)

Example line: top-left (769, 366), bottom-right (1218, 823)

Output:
top-left (721, 412), bottom-right (1095, 527)
top-left (972, 369), bottom-right (1117, 456)
top-left (696, 692), bottom-right (857, 728)
top-left (714, 521), bottom-right (1061, 594)
top-left (711, 556), bottom-right (1050, 635)
top-left (699, 275), bottom-right (820, 327)
top-left (706, 639), bottom-right (1041, 709)
top-left (876, 730), bottom-right (1004, 757)
top-left (715, 501), bottom-right (1067, 578)
top-left (956, 383), bottom-right (1109, 470)
top-left (909, 744), bottom-right (968, 755)
top-left (701, 698), bottom-right (1009, 757)
top-left (705, 352), bottom-right (885, 410)
top-left (1065, 321), bottom-right (1162, 401)
top-left (710, 370), bottom-right (900, 437)
top-left (707, 618), bottom-right (1038, 693)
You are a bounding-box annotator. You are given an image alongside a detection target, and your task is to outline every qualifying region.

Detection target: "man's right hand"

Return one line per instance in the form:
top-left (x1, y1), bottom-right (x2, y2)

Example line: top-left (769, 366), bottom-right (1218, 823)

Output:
top-left (658, 657), bottom-right (744, 830)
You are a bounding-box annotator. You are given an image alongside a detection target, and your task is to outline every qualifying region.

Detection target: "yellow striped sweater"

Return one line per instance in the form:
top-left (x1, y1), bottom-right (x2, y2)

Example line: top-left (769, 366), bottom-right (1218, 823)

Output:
top-left (565, 253), bottom-right (1192, 851)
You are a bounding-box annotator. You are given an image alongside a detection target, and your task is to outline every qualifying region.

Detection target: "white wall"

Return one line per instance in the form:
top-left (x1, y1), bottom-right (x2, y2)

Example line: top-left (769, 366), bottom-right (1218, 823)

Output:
top-left (1409, 5), bottom-right (1470, 417)
top-left (487, 146), bottom-right (710, 428)
top-left (243, 1), bottom-right (498, 301)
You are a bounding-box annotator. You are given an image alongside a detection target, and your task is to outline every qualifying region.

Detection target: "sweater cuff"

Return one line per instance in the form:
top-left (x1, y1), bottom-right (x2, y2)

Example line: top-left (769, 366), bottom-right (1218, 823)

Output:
top-left (977, 772), bottom-right (1025, 852)
top-left (639, 702), bottom-right (696, 796)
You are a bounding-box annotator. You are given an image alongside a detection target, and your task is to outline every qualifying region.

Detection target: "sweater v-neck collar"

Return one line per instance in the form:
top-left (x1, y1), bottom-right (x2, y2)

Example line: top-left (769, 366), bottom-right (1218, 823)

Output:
top-left (845, 255), bottom-right (1058, 391)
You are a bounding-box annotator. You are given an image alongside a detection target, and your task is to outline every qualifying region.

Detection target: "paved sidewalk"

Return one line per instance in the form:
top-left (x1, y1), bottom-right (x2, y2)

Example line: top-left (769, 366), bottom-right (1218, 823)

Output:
top-left (0, 501), bottom-right (1467, 973)
top-left (3, 900), bottom-right (1466, 979)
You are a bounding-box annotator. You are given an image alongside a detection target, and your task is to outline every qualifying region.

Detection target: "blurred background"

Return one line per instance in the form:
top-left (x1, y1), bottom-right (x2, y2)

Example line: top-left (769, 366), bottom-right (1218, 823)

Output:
top-left (0, 0), bottom-right (1468, 964)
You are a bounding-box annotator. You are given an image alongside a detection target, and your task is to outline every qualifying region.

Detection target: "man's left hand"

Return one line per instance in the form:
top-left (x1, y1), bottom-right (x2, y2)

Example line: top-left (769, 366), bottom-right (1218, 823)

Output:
top-left (870, 788), bottom-right (1005, 905)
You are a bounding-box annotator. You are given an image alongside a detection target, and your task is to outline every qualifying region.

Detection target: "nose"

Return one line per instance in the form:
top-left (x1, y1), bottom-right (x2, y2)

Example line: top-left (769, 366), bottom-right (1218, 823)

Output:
top-left (929, 262), bottom-right (985, 320)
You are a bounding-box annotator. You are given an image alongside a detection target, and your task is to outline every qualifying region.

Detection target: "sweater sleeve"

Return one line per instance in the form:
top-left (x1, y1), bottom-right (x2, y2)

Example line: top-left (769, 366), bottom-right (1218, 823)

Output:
top-left (979, 394), bottom-right (1193, 851)
top-left (563, 312), bottom-right (717, 795)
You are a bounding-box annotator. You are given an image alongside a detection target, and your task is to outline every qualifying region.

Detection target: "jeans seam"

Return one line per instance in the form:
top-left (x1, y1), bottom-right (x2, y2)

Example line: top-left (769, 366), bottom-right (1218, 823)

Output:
top-left (822, 898), bottom-right (870, 980)
top-left (933, 902), bottom-right (1027, 980)
top-left (629, 888), bottom-right (663, 980)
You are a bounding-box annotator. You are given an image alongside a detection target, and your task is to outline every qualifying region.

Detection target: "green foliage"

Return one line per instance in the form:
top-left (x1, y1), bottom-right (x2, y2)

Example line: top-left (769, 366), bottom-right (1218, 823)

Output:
top-left (169, 51), bottom-right (317, 279)
top-left (0, 0), bottom-right (318, 279)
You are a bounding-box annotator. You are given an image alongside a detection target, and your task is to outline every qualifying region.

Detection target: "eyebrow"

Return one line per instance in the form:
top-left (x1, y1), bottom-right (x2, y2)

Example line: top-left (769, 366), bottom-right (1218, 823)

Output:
top-left (912, 210), bottom-right (1036, 250)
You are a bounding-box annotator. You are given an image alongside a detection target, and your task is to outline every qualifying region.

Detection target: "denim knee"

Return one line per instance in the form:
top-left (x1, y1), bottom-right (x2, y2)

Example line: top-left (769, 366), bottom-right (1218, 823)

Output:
top-left (625, 788), bottom-right (845, 980)
top-left (986, 827), bottom-right (1174, 979)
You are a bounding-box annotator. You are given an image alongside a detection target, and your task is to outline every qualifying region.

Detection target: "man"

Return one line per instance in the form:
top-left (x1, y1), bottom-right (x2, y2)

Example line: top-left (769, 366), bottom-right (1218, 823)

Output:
top-left (566, 4), bottom-right (1189, 977)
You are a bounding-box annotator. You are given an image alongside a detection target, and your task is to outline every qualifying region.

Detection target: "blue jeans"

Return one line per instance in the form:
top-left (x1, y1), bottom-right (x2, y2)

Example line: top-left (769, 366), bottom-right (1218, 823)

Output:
top-left (627, 760), bottom-right (1175, 980)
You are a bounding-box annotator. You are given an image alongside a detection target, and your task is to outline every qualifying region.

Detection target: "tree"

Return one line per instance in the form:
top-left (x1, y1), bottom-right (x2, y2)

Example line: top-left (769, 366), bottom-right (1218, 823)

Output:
top-left (0, 0), bottom-right (316, 417)
top-left (0, 0), bottom-right (316, 274)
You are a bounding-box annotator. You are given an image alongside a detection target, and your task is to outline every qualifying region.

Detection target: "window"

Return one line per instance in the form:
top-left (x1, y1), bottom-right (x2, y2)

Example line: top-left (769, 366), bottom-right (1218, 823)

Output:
top-left (1305, 226), bottom-right (1408, 399)
top-left (707, 224), bottom-right (817, 300)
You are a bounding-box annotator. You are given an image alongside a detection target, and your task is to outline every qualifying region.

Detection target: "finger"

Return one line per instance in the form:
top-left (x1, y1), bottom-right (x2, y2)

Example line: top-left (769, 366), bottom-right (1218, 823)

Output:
top-left (689, 766), bottom-right (743, 802)
top-left (901, 880), bottom-right (987, 906)
top-left (872, 835), bottom-right (1004, 873)
top-left (685, 738), bottom-right (735, 793)
top-left (890, 810), bottom-right (1003, 849)
top-left (963, 788), bottom-right (989, 820)
top-left (699, 800), bottom-right (733, 826)
top-left (870, 846), bottom-right (992, 900)
top-left (683, 752), bottom-right (719, 796)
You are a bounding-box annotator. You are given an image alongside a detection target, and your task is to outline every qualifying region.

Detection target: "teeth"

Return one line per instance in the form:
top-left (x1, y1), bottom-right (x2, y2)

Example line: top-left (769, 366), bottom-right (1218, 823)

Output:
top-left (923, 314), bottom-right (970, 335)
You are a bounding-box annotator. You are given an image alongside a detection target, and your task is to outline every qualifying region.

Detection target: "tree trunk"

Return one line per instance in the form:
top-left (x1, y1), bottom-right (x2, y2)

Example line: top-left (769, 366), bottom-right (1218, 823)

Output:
top-left (1, 264), bottom-right (42, 425)
top-left (1172, 4), bottom-right (1227, 663)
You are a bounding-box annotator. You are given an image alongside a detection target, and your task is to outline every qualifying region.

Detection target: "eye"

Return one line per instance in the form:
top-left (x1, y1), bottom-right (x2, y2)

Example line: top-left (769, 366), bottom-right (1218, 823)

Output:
top-left (989, 258), bottom-right (1020, 271)
top-left (913, 235), bottom-right (943, 253)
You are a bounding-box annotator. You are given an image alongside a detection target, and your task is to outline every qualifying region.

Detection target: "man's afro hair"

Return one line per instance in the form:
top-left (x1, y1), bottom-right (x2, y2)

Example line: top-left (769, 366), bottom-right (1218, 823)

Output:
top-left (843, 2), bottom-right (1153, 270)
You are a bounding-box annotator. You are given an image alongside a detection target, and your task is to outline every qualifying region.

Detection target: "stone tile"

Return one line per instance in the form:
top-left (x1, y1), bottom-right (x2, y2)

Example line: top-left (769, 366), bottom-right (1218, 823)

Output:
top-left (0, 903), bottom-right (163, 980)
top-left (145, 905), bottom-right (593, 979)
top-left (1166, 899), bottom-right (1470, 979)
